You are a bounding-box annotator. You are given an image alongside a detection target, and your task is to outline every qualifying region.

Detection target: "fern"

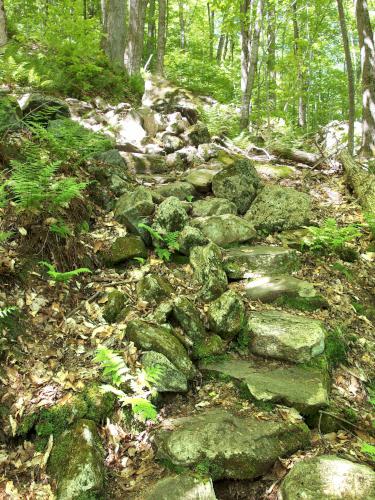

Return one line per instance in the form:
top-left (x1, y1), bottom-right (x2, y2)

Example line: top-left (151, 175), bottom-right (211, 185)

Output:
top-left (0, 306), bottom-right (17, 320)
top-left (363, 213), bottom-right (375, 239)
top-left (94, 346), bottom-right (131, 387)
top-left (138, 223), bottom-right (180, 261)
top-left (49, 221), bottom-right (73, 238)
top-left (39, 261), bottom-right (91, 282)
top-left (0, 231), bottom-right (13, 244)
top-left (305, 219), bottom-right (361, 254)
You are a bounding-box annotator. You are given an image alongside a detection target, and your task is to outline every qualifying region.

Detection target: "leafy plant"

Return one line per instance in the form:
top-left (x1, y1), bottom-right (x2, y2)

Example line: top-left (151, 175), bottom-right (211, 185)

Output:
top-left (361, 443), bottom-right (375, 460)
top-left (0, 306), bottom-right (17, 320)
top-left (0, 231), bottom-right (13, 244)
top-left (138, 223), bottom-right (180, 262)
top-left (49, 221), bottom-right (73, 238)
top-left (363, 213), bottom-right (375, 239)
top-left (39, 261), bottom-right (91, 283)
top-left (305, 219), bottom-right (361, 255)
top-left (94, 346), bottom-right (157, 422)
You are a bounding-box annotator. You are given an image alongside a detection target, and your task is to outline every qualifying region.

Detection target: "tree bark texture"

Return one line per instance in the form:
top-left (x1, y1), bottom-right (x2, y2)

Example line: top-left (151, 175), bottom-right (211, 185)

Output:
top-left (341, 151), bottom-right (375, 214)
top-left (0, 0), bottom-right (7, 47)
top-left (124, 0), bottom-right (147, 75)
top-left (156, 0), bottom-right (167, 75)
top-left (291, 0), bottom-right (307, 128)
top-left (101, 0), bottom-right (126, 66)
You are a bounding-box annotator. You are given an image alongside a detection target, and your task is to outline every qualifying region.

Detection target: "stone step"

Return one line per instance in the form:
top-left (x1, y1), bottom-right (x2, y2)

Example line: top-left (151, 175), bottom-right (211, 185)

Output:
top-left (248, 310), bottom-right (326, 363)
top-left (223, 245), bottom-right (300, 279)
top-left (154, 408), bottom-right (310, 480)
top-left (200, 358), bottom-right (329, 415)
top-left (191, 214), bottom-right (256, 248)
top-left (145, 474), bottom-right (217, 500)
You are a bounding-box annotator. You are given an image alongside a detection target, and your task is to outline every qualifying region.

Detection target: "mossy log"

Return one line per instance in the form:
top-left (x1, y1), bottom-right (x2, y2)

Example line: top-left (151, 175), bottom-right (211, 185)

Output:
top-left (340, 151), bottom-right (375, 215)
top-left (272, 147), bottom-right (320, 166)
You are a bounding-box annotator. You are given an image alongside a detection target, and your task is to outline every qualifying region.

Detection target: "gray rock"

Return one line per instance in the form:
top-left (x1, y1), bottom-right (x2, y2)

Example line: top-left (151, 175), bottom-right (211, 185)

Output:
top-left (208, 290), bottom-right (246, 340)
top-left (145, 474), bottom-right (216, 500)
top-left (191, 214), bottom-right (256, 248)
top-left (159, 132), bottom-right (186, 153)
top-left (48, 419), bottom-right (104, 500)
top-left (248, 311), bottom-right (326, 363)
top-left (103, 291), bottom-right (127, 323)
top-left (152, 181), bottom-right (197, 201)
top-left (126, 320), bottom-right (196, 378)
top-left (20, 93), bottom-right (70, 123)
top-left (153, 196), bottom-right (189, 234)
top-left (141, 352), bottom-right (188, 393)
top-left (244, 275), bottom-right (327, 309)
top-left (192, 198), bottom-right (237, 217)
top-left (114, 187), bottom-right (155, 243)
top-left (192, 334), bottom-right (227, 360)
top-left (245, 185), bottom-right (312, 234)
top-left (93, 149), bottom-right (125, 168)
top-left (184, 168), bottom-right (216, 192)
top-left (154, 408), bottom-right (310, 480)
top-left (178, 226), bottom-right (209, 255)
top-left (182, 122), bottom-right (211, 146)
top-left (255, 164), bottom-right (297, 180)
top-left (200, 358), bottom-right (329, 415)
top-left (165, 112), bottom-right (190, 135)
top-left (212, 159), bottom-right (261, 214)
top-left (279, 455), bottom-right (375, 500)
top-left (122, 152), bottom-right (169, 174)
top-left (172, 297), bottom-right (206, 342)
top-left (276, 228), bottom-right (315, 250)
top-left (101, 235), bottom-right (148, 266)
top-left (137, 273), bottom-right (174, 304)
top-left (190, 243), bottom-right (228, 301)
top-left (223, 246), bottom-right (300, 279)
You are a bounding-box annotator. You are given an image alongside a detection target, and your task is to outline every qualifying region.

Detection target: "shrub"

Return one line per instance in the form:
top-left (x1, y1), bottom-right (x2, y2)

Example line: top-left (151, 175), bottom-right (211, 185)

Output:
top-left (305, 218), bottom-right (361, 255)
top-left (200, 103), bottom-right (240, 138)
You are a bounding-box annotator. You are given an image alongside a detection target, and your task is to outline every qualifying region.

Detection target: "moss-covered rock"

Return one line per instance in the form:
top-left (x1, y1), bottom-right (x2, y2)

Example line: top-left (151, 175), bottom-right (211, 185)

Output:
top-left (102, 291), bottom-right (127, 323)
top-left (191, 197), bottom-right (237, 217)
top-left (152, 196), bottom-right (189, 235)
top-left (137, 273), bottom-right (174, 304)
top-left (93, 148), bottom-right (126, 168)
top-left (152, 181), bottom-right (197, 202)
top-left (192, 334), bottom-right (227, 360)
top-left (48, 419), bottom-right (105, 500)
top-left (101, 235), bottom-right (147, 266)
top-left (184, 168), bottom-right (216, 192)
top-left (212, 159), bottom-right (261, 215)
top-left (142, 351), bottom-right (188, 393)
top-left (154, 408), bottom-right (310, 480)
top-left (21, 94), bottom-right (70, 124)
top-left (208, 290), bottom-right (246, 340)
top-left (279, 455), bottom-right (375, 500)
top-left (182, 122), bottom-right (211, 146)
top-left (126, 320), bottom-right (196, 378)
top-left (190, 214), bottom-right (256, 248)
top-left (190, 243), bottom-right (228, 301)
top-left (172, 297), bottom-right (206, 342)
top-left (178, 226), bottom-right (209, 255)
top-left (245, 185), bottom-right (312, 234)
top-left (145, 473), bottom-right (217, 500)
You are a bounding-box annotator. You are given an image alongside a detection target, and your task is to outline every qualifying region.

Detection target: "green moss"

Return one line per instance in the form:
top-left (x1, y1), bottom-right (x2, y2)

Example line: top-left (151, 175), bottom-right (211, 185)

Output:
top-left (159, 458), bottom-right (187, 475)
top-left (325, 327), bottom-right (348, 368)
top-left (194, 459), bottom-right (225, 481)
top-left (17, 412), bottom-right (38, 436)
top-left (83, 384), bottom-right (116, 422)
top-left (192, 335), bottom-right (226, 360)
top-left (36, 395), bottom-right (88, 437)
top-left (103, 291), bottom-right (127, 323)
top-left (343, 407), bottom-right (358, 423)
top-left (274, 294), bottom-right (328, 311)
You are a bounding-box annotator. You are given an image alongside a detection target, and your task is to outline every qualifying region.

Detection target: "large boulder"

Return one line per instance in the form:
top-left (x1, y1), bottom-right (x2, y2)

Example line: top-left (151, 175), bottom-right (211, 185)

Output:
top-left (190, 243), bottom-right (228, 301)
top-left (212, 159), bottom-right (261, 215)
top-left (245, 185), bottom-right (312, 234)
top-left (191, 198), bottom-right (237, 217)
top-left (248, 311), bottom-right (326, 363)
top-left (223, 246), bottom-right (300, 280)
top-left (200, 358), bottom-right (329, 415)
top-left (152, 196), bottom-right (189, 234)
top-left (126, 320), bottom-right (196, 378)
top-left (122, 152), bottom-right (169, 174)
top-left (101, 235), bottom-right (147, 266)
top-left (207, 290), bottom-right (246, 340)
top-left (154, 408), bottom-right (310, 480)
top-left (145, 474), bottom-right (216, 500)
top-left (19, 93), bottom-right (70, 124)
top-left (141, 352), bottom-right (188, 393)
top-left (279, 455), bottom-right (375, 500)
top-left (182, 122), bottom-right (211, 146)
top-left (159, 132), bottom-right (186, 153)
top-left (114, 187), bottom-right (155, 243)
top-left (172, 297), bottom-right (206, 342)
top-left (48, 419), bottom-right (105, 500)
top-left (178, 226), bottom-right (208, 255)
top-left (184, 168), bottom-right (217, 192)
top-left (190, 214), bottom-right (256, 248)
top-left (137, 273), bottom-right (174, 304)
top-left (152, 181), bottom-right (197, 202)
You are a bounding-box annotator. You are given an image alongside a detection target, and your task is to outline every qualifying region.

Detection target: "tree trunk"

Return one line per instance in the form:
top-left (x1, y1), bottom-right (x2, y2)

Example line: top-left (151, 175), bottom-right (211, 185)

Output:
top-left (272, 147), bottom-right (320, 166)
top-left (354, 0), bottom-right (375, 157)
top-left (341, 151), bottom-right (375, 214)
top-left (240, 0), bottom-right (264, 130)
top-left (0, 0), bottom-right (7, 48)
top-left (337, 0), bottom-right (355, 156)
top-left (124, 0), bottom-right (147, 75)
top-left (178, 1), bottom-right (186, 49)
top-left (216, 33), bottom-right (225, 62)
top-left (266, 3), bottom-right (276, 113)
top-left (207, 3), bottom-right (215, 61)
top-left (223, 34), bottom-right (229, 60)
top-left (240, 0), bottom-right (250, 94)
top-left (146, 0), bottom-right (156, 60)
top-left (101, 0), bottom-right (126, 67)
top-left (83, 0), bottom-right (87, 19)
top-left (156, 0), bottom-right (166, 75)
top-left (291, 0), bottom-right (307, 128)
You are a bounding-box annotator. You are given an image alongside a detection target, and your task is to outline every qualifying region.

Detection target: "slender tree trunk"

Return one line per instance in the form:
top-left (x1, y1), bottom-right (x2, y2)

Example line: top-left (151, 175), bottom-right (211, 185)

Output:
top-left (354, 0), bottom-right (375, 157)
top-left (216, 33), bottom-right (225, 62)
top-left (101, 0), bottom-right (126, 67)
top-left (124, 0), bottom-right (148, 75)
top-left (223, 34), bottom-right (229, 60)
top-left (240, 0), bottom-right (250, 94)
top-left (83, 0), bottom-right (87, 19)
top-left (156, 0), bottom-right (166, 75)
top-left (146, 0), bottom-right (156, 59)
top-left (0, 0), bottom-right (7, 47)
top-left (240, 0), bottom-right (264, 130)
top-left (266, 3), bottom-right (276, 111)
top-left (337, 0), bottom-right (355, 155)
top-left (207, 3), bottom-right (215, 61)
top-left (178, 1), bottom-right (186, 49)
top-left (291, 0), bottom-right (307, 128)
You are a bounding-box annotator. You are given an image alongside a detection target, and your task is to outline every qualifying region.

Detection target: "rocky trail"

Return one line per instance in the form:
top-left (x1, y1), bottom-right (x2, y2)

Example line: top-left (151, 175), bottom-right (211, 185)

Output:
top-left (0, 77), bottom-right (375, 499)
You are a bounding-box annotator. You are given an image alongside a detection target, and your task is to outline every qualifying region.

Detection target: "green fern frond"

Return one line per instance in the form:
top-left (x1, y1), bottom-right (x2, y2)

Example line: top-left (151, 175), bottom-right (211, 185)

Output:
top-left (0, 306), bottom-right (17, 320)
top-left (127, 397), bottom-right (158, 422)
top-left (94, 346), bottom-right (131, 387)
top-left (39, 261), bottom-right (91, 282)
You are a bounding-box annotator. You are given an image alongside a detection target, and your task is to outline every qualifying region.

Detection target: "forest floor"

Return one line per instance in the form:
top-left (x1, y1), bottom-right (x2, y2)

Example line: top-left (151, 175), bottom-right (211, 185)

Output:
top-left (0, 86), bottom-right (374, 499)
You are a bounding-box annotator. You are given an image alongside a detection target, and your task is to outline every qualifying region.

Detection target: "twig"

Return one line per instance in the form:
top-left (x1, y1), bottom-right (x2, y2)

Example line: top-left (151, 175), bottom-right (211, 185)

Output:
top-left (318, 410), bottom-right (369, 433)
top-left (61, 290), bottom-right (101, 324)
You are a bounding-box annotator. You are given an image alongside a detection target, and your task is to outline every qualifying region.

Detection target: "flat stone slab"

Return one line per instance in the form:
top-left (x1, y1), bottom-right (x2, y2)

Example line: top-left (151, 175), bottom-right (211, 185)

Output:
top-left (200, 358), bottom-right (329, 415)
top-left (145, 474), bottom-right (217, 500)
top-left (154, 408), bottom-right (310, 480)
top-left (255, 163), bottom-right (298, 180)
top-left (248, 311), bottom-right (325, 363)
top-left (223, 246), bottom-right (300, 279)
top-left (184, 168), bottom-right (217, 192)
top-left (279, 455), bottom-right (375, 500)
top-left (191, 215), bottom-right (256, 248)
top-left (191, 198), bottom-right (237, 217)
